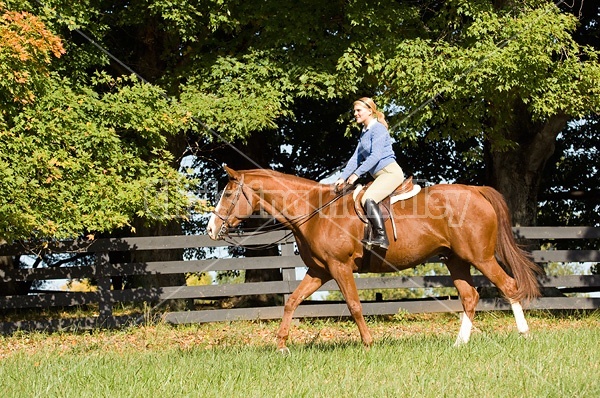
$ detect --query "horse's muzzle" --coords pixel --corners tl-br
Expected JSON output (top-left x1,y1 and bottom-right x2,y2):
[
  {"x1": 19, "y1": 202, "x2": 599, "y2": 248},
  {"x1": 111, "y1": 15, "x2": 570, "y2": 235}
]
[{"x1": 206, "y1": 213, "x2": 226, "y2": 240}]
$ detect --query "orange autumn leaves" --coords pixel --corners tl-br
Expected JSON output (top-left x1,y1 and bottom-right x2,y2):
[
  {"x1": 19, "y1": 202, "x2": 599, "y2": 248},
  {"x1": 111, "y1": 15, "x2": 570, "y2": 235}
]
[{"x1": 0, "y1": 6, "x2": 65, "y2": 103}]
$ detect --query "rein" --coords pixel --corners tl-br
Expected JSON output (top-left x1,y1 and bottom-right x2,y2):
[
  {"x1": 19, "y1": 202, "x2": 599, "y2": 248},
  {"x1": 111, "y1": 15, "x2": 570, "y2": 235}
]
[{"x1": 216, "y1": 181, "x2": 353, "y2": 249}]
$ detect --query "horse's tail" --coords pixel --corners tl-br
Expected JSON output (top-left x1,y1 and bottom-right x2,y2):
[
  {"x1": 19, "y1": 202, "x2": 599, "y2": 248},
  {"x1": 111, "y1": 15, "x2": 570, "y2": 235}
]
[{"x1": 477, "y1": 186, "x2": 543, "y2": 302}]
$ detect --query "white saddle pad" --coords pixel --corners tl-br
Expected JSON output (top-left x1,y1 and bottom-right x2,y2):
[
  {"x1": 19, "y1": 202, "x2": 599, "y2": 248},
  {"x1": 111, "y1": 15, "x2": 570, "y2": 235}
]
[
  {"x1": 353, "y1": 184, "x2": 422, "y2": 203},
  {"x1": 390, "y1": 185, "x2": 421, "y2": 203}
]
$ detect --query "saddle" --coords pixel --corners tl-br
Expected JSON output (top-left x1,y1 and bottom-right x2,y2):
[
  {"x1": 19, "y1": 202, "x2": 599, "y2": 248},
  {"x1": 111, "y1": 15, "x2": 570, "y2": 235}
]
[{"x1": 352, "y1": 176, "x2": 421, "y2": 241}]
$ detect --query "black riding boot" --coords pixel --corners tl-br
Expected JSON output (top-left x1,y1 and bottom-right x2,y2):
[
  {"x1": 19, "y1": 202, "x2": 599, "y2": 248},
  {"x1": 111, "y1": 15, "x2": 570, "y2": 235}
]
[{"x1": 362, "y1": 199, "x2": 389, "y2": 249}]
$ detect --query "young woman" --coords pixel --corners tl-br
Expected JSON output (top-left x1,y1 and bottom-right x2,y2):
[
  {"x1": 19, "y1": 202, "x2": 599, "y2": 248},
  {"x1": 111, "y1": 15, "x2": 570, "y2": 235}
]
[{"x1": 334, "y1": 97, "x2": 405, "y2": 249}]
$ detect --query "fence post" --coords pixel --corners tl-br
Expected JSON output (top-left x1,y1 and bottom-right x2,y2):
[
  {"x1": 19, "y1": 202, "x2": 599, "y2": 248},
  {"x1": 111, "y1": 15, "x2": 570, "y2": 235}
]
[
  {"x1": 95, "y1": 251, "x2": 114, "y2": 327},
  {"x1": 281, "y1": 242, "x2": 296, "y2": 304}
]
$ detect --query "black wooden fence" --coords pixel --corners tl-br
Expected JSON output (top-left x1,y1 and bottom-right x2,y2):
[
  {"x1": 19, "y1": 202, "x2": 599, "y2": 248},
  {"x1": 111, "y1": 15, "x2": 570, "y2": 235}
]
[{"x1": 0, "y1": 227, "x2": 598, "y2": 333}]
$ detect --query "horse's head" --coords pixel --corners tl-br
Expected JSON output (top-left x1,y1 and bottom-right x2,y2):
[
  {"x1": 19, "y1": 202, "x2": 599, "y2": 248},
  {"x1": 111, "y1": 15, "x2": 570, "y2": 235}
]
[{"x1": 207, "y1": 165, "x2": 257, "y2": 240}]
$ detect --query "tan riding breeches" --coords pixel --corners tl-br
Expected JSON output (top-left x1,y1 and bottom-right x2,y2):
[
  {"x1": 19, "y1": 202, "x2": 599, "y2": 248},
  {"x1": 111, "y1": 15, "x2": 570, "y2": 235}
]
[{"x1": 361, "y1": 161, "x2": 405, "y2": 206}]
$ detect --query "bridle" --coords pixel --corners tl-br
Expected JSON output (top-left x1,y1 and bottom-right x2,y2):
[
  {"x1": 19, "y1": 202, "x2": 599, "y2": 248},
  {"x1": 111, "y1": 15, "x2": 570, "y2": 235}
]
[{"x1": 211, "y1": 175, "x2": 254, "y2": 239}]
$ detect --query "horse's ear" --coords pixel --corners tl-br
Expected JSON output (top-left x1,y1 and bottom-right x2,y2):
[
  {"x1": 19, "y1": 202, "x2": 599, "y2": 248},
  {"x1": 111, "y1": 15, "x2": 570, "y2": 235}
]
[{"x1": 223, "y1": 163, "x2": 240, "y2": 181}]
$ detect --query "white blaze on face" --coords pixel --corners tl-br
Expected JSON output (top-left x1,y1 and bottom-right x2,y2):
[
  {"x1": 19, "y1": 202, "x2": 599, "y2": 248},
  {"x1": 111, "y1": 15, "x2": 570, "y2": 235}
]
[
  {"x1": 207, "y1": 212, "x2": 218, "y2": 239},
  {"x1": 206, "y1": 188, "x2": 226, "y2": 239}
]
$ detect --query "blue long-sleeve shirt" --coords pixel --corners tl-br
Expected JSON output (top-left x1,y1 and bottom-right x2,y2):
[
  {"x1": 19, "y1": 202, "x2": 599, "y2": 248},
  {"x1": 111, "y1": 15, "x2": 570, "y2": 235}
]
[{"x1": 340, "y1": 120, "x2": 396, "y2": 180}]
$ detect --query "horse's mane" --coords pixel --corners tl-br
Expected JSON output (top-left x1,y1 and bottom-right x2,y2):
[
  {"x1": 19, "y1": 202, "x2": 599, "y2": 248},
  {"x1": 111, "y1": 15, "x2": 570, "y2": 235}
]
[{"x1": 241, "y1": 169, "x2": 326, "y2": 190}]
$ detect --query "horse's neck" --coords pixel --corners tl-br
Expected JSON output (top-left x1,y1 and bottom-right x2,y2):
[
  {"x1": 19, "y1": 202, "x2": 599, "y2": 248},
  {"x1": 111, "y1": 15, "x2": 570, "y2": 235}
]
[{"x1": 247, "y1": 172, "x2": 333, "y2": 222}]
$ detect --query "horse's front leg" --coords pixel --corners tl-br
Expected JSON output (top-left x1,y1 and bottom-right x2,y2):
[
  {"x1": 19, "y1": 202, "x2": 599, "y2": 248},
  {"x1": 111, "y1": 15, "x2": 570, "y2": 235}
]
[
  {"x1": 330, "y1": 263, "x2": 373, "y2": 348},
  {"x1": 276, "y1": 269, "x2": 331, "y2": 354}
]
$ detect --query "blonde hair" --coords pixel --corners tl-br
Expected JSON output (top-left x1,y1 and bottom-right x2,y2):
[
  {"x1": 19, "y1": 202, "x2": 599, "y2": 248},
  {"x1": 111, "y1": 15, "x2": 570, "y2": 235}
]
[{"x1": 354, "y1": 97, "x2": 388, "y2": 129}]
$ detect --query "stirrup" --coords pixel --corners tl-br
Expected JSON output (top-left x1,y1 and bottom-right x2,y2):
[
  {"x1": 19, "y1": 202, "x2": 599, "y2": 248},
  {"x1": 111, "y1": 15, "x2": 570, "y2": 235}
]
[
  {"x1": 362, "y1": 240, "x2": 389, "y2": 250},
  {"x1": 370, "y1": 235, "x2": 390, "y2": 250},
  {"x1": 362, "y1": 229, "x2": 389, "y2": 250}
]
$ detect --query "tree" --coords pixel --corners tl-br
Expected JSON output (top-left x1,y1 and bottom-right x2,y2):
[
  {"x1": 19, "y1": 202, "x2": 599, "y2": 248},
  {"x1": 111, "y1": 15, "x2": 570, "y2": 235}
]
[
  {"x1": 379, "y1": 1, "x2": 600, "y2": 226},
  {"x1": 87, "y1": 1, "x2": 600, "y2": 226},
  {"x1": 537, "y1": 115, "x2": 600, "y2": 250},
  {"x1": 0, "y1": 5, "x2": 203, "y2": 301},
  {"x1": 10, "y1": 0, "x2": 595, "y2": 225},
  {"x1": 0, "y1": 6, "x2": 199, "y2": 242},
  {"x1": 3, "y1": 1, "x2": 598, "y2": 300}
]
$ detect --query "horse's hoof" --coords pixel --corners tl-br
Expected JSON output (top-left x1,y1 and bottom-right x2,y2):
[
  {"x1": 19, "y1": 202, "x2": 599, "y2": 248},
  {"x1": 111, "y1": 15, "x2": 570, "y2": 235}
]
[
  {"x1": 519, "y1": 331, "x2": 532, "y2": 339},
  {"x1": 277, "y1": 347, "x2": 291, "y2": 356}
]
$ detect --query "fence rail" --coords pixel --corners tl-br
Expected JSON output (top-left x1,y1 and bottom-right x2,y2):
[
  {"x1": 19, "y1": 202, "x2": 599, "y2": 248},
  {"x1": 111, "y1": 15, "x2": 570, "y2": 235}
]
[{"x1": 0, "y1": 227, "x2": 598, "y2": 333}]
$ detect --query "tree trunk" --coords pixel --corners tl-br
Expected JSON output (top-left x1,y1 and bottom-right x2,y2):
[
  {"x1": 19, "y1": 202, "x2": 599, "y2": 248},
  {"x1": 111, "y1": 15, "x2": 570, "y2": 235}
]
[
  {"x1": 106, "y1": 19, "x2": 191, "y2": 311},
  {"x1": 0, "y1": 255, "x2": 19, "y2": 297},
  {"x1": 0, "y1": 243, "x2": 33, "y2": 297},
  {"x1": 484, "y1": 103, "x2": 568, "y2": 297},
  {"x1": 486, "y1": 100, "x2": 569, "y2": 227}
]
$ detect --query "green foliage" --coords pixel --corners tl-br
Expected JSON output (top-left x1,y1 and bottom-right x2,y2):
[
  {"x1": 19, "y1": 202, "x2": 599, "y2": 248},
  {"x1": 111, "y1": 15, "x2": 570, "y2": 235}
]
[
  {"x1": 0, "y1": 74, "x2": 199, "y2": 241},
  {"x1": 185, "y1": 272, "x2": 213, "y2": 286},
  {"x1": 382, "y1": 1, "x2": 600, "y2": 146},
  {"x1": 15, "y1": 0, "x2": 599, "y2": 167},
  {"x1": 0, "y1": 6, "x2": 201, "y2": 241},
  {"x1": 180, "y1": 54, "x2": 295, "y2": 141},
  {"x1": 544, "y1": 261, "x2": 589, "y2": 277},
  {"x1": 2, "y1": 0, "x2": 599, "y2": 240}
]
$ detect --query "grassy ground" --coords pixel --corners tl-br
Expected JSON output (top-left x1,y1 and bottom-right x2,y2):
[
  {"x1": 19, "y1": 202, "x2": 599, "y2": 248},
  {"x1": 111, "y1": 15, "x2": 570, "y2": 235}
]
[{"x1": 0, "y1": 311, "x2": 598, "y2": 397}]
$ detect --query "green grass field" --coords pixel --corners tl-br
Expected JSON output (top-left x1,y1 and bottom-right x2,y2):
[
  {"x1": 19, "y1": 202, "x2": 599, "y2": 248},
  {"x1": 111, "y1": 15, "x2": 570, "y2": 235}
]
[{"x1": 1, "y1": 311, "x2": 598, "y2": 397}]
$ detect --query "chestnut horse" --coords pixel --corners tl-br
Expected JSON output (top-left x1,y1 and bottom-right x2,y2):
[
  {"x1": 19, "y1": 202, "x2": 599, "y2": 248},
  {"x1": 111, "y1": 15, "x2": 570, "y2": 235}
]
[{"x1": 207, "y1": 165, "x2": 542, "y2": 353}]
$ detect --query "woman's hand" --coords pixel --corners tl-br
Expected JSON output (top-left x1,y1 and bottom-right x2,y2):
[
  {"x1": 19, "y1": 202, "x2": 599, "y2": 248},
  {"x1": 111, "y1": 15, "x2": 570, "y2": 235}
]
[
  {"x1": 334, "y1": 178, "x2": 345, "y2": 193},
  {"x1": 334, "y1": 174, "x2": 358, "y2": 193},
  {"x1": 347, "y1": 174, "x2": 358, "y2": 185}
]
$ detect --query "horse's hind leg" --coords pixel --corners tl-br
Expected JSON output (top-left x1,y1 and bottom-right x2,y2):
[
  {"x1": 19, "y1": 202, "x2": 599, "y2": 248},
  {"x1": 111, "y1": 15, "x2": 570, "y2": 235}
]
[
  {"x1": 446, "y1": 257, "x2": 479, "y2": 345},
  {"x1": 474, "y1": 258, "x2": 530, "y2": 336},
  {"x1": 510, "y1": 301, "x2": 530, "y2": 337},
  {"x1": 276, "y1": 269, "x2": 331, "y2": 354}
]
